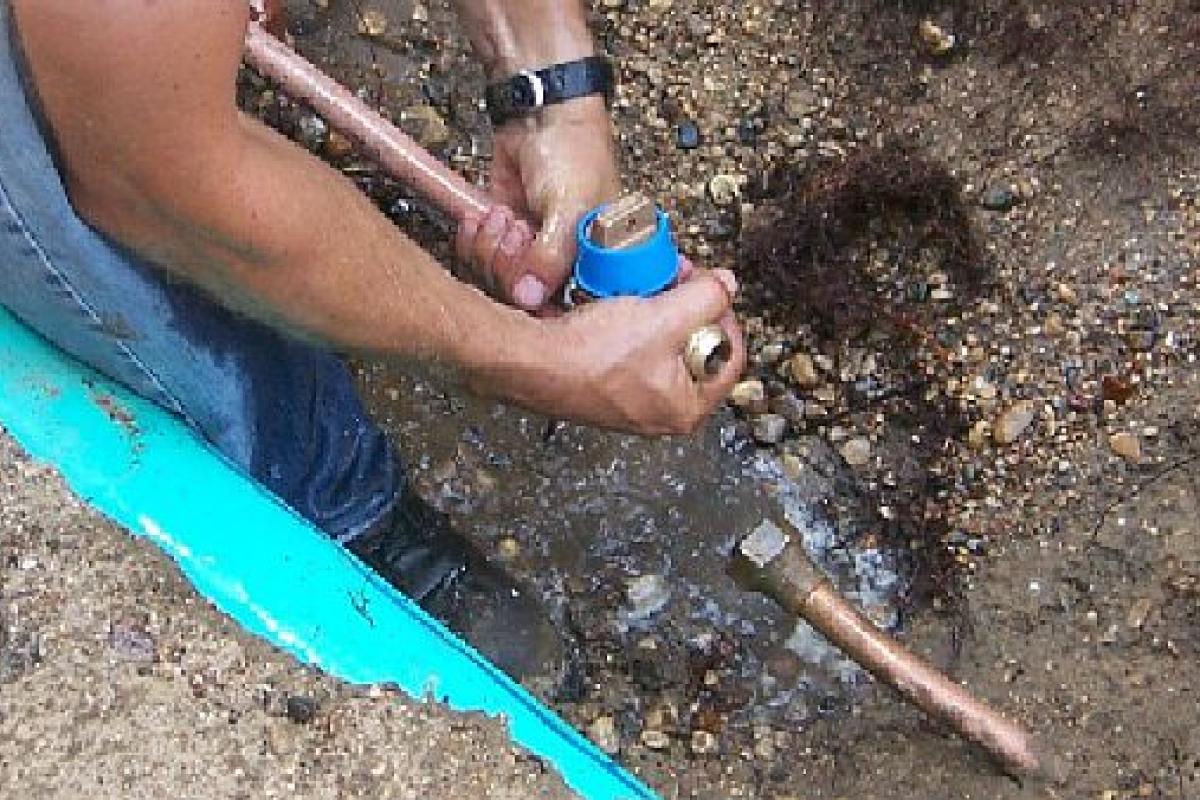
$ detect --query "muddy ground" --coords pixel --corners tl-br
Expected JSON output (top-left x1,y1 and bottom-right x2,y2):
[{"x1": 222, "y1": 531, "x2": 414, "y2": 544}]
[{"x1": 2, "y1": 0, "x2": 1197, "y2": 798}]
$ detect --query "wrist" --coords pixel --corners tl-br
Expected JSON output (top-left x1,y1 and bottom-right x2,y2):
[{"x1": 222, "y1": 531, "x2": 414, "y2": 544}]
[
  {"x1": 454, "y1": 305, "x2": 562, "y2": 403},
  {"x1": 494, "y1": 94, "x2": 610, "y2": 134},
  {"x1": 478, "y1": 25, "x2": 595, "y2": 82}
]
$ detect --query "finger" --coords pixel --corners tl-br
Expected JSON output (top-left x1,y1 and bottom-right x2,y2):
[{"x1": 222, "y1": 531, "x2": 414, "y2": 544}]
[
  {"x1": 518, "y1": 209, "x2": 580, "y2": 306},
  {"x1": 711, "y1": 268, "x2": 739, "y2": 299},
  {"x1": 651, "y1": 271, "x2": 734, "y2": 342},
  {"x1": 455, "y1": 212, "x2": 482, "y2": 271},
  {"x1": 677, "y1": 255, "x2": 697, "y2": 282},
  {"x1": 474, "y1": 207, "x2": 513, "y2": 294},
  {"x1": 493, "y1": 220, "x2": 545, "y2": 310}
]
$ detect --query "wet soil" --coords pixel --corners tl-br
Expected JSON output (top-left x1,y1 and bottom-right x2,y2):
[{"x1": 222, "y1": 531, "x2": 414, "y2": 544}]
[{"x1": 251, "y1": 0, "x2": 1200, "y2": 796}]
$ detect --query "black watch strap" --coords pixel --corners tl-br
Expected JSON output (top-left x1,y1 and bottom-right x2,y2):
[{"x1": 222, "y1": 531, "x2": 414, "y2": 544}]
[{"x1": 485, "y1": 56, "x2": 614, "y2": 127}]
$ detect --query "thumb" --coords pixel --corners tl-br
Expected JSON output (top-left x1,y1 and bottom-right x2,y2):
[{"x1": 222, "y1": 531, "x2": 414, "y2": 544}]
[
  {"x1": 651, "y1": 270, "x2": 735, "y2": 341},
  {"x1": 524, "y1": 206, "x2": 582, "y2": 292}
]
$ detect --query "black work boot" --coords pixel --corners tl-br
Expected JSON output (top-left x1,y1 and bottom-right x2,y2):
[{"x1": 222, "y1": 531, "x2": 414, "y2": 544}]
[{"x1": 347, "y1": 490, "x2": 573, "y2": 697}]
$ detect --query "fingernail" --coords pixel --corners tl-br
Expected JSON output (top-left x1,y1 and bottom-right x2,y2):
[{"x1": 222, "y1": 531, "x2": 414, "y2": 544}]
[
  {"x1": 483, "y1": 208, "x2": 508, "y2": 236},
  {"x1": 501, "y1": 227, "x2": 525, "y2": 257},
  {"x1": 713, "y1": 269, "x2": 739, "y2": 297},
  {"x1": 513, "y1": 275, "x2": 547, "y2": 309}
]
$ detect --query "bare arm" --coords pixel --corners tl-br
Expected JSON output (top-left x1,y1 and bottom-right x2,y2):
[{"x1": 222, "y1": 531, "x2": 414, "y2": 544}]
[
  {"x1": 11, "y1": 0, "x2": 743, "y2": 434},
  {"x1": 12, "y1": 0, "x2": 539, "y2": 372}
]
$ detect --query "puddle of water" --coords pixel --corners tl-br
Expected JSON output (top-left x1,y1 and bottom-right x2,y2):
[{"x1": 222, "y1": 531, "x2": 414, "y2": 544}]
[{"x1": 357, "y1": 363, "x2": 905, "y2": 722}]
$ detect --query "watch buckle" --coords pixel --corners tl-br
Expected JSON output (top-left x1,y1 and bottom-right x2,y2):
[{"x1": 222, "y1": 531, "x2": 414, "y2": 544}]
[{"x1": 516, "y1": 70, "x2": 547, "y2": 109}]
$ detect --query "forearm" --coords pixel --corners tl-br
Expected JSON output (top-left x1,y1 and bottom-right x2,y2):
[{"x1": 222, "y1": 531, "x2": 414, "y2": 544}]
[
  {"x1": 451, "y1": 0, "x2": 594, "y2": 79},
  {"x1": 76, "y1": 116, "x2": 549, "y2": 384}
]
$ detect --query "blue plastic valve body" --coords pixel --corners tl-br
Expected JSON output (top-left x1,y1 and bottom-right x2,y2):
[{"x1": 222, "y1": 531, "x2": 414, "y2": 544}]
[{"x1": 573, "y1": 204, "x2": 680, "y2": 299}]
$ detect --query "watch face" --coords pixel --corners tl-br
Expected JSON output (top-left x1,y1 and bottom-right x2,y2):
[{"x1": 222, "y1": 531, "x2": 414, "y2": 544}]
[{"x1": 511, "y1": 80, "x2": 534, "y2": 108}]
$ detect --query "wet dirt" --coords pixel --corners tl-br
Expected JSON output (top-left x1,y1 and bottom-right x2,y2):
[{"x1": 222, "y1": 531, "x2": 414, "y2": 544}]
[{"x1": 251, "y1": 0, "x2": 1200, "y2": 796}]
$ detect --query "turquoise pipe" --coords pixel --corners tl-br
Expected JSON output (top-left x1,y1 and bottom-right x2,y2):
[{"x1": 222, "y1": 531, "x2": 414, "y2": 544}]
[{"x1": 0, "y1": 307, "x2": 655, "y2": 800}]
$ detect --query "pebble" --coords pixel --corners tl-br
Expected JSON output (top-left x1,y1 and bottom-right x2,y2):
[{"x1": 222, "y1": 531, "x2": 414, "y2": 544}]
[
  {"x1": 752, "y1": 414, "x2": 788, "y2": 445},
  {"x1": 980, "y1": 184, "x2": 1017, "y2": 212},
  {"x1": 295, "y1": 114, "x2": 329, "y2": 152},
  {"x1": 769, "y1": 391, "x2": 806, "y2": 427},
  {"x1": 676, "y1": 121, "x2": 700, "y2": 150},
  {"x1": 285, "y1": 695, "x2": 318, "y2": 725},
  {"x1": 324, "y1": 129, "x2": 354, "y2": 159},
  {"x1": 624, "y1": 574, "x2": 672, "y2": 621},
  {"x1": 730, "y1": 379, "x2": 767, "y2": 414},
  {"x1": 690, "y1": 729, "x2": 719, "y2": 756},
  {"x1": 839, "y1": 437, "x2": 872, "y2": 467},
  {"x1": 708, "y1": 174, "x2": 741, "y2": 206},
  {"x1": 402, "y1": 105, "x2": 449, "y2": 148},
  {"x1": 787, "y1": 353, "x2": 820, "y2": 388},
  {"x1": 356, "y1": 8, "x2": 388, "y2": 36},
  {"x1": 993, "y1": 401, "x2": 1037, "y2": 445},
  {"x1": 918, "y1": 19, "x2": 956, "y2": 55},
  {"x1": 588, "y1": 716, "x2": 620, "y2": 755},
  {"x1": 641, "y1": 729, "x2": 671, "y2": 750},
  {"x1": 1109, "y1": 431, "x2": 1142, "y2": 463}
]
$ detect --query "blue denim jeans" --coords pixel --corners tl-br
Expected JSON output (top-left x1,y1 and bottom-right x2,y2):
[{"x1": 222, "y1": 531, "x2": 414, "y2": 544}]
[{"x1": 0, "y1": 4, "x2": 400, "y2": 541}]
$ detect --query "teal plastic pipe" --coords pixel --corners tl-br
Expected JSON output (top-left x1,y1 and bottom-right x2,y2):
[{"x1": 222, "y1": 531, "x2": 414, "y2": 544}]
[{"x1": 0, "y1": 307, "x2": 655, "y2": 800}]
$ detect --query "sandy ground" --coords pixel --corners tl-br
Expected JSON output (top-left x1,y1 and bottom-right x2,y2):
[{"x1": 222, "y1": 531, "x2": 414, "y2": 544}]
[{"x1": 0, "y1": 430, "x2": 574, "y2": 800}]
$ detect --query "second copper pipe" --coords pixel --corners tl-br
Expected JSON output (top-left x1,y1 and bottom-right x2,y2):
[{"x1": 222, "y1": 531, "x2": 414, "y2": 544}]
[
  {"x1": 731, "y1": 518, "x2": 1059, "y2": 782},
  {"x1": 243, "y1": 22, "x2": 503, "y2": 226}
]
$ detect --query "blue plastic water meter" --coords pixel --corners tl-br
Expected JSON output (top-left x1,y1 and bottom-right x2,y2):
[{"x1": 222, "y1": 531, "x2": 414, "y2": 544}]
[{"x1": 571, "y1": 204, "x2": 681, "y2": 300}]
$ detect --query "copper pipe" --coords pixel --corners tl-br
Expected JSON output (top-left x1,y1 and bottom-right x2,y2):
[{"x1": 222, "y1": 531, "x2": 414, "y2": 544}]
[
  {"x1": 243, "y1": 23, "x2": 496, "y2": 223},
  {"x1": 731, "y1": 519, "x2": 1061, "y2": 782}
]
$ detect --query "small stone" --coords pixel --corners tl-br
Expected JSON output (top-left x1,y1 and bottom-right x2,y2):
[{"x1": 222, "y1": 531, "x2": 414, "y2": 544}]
[
  {"x1": 752, "y1": 414, "x2": 788, "y2": 445},
  {"x1": 402, "y1": 105, "x2": 449, "y2": 149},
  {"x1": 980, "y1": 184, "x2": 1017, "y2": 212},
  {"x1": 496, "y1": 536, "x2": 520, "y2": 561},
  {"x1": 624, "y1": 574, "x2": 671, "y2": 621},
  {"x1": 780, "y1": 453, "x2": 805, "y2": 480},
  {"x1": 967, "y1": 420, "x2": 990, "y2": 450},
  {"x1": 918, "y1": 19, "x2": 956, "y2": 55},
  {"x1": 788, "y1": 353, "x2": 820, "y2": 388},
  {"x1": 1126, "y1": 598, "x2": 1153, "y2": 630},
  {"x1": 588, "y1": 716, "x2": 620, "y2": 755},
  {"x1": 324, "y1": 129, "x2": 354, "y2": 159},
  {"x1": 108, "y1": 620, "x2": 157, "y2": 664},
  {"x1": 285, "y1": 695, "x2": 318, "y2": 725},
  {"x1": 769, "y1": 391, "x2": 806, "y2": 427},
  {"x1": 759, "y1": 343, "x2": 786, "y2": 365},
  {"x1": 641, "y1": 729, "x2": 671, "y2": 750},
  {"x1": 356, "y1": 8, "x2": 388, "y2": 36},
  {"x1": 730, "y1": 379, "x2": 767, "y2": 414},
  {"x1": 1055, "y1": 282, "x2": 1079, "y2": 305},
  {"x1": 839, "y1": 437, "x2": 871, "y2": 467},
  {"x1": 708, "y1": 174, "x2": 741, "y2": 206},
  {"x1": 690, "y1": 729, "x2": 719, "y2": 756},
  {"x1": 1109, "y1": 431, "x2": 1142, "y2": 463},
  {"x1": 993, "y1": 401, "x2": 1037, "y2": 445},
  {"x1": 676, "y1": 121, "x2": 701, "y2": 150},
  {"x1": 295, "y1": 114, "x2": 328, "y2": 153}
]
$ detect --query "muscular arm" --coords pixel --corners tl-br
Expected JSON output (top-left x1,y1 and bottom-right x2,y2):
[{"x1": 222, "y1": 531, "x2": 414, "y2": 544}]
[{"x1": 11, "y1": 0, "x2": 545, "y2": 382}]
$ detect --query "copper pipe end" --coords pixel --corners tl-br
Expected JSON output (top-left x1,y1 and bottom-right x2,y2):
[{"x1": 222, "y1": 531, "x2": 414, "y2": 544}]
[{"x1": 732, "y1": 519, "x2": 1066, "y2": 784}]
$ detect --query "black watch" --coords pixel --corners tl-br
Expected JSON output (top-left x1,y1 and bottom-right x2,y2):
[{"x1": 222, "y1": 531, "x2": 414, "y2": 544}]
[{"x1": 485, "y1": 56, "x2": 615, "y2": 127}]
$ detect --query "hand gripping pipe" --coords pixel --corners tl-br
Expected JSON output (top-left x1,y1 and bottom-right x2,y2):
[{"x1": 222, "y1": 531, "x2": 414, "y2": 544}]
[
  {"x1": 242, "y1": 24, "x2": 730, "y2": 382},
  {"x1": 731, "y1": 519, "x2": 1063, "y2": 783},
  {"x1": 243, "y1": 23, "x2": 498, "y2": 224}
]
